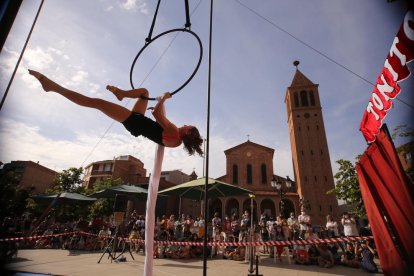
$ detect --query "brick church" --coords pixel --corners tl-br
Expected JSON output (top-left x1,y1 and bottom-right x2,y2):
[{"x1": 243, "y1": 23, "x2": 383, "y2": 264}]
[{"x1": 210, "y1": 65, "x2": 339, "y2": 225}]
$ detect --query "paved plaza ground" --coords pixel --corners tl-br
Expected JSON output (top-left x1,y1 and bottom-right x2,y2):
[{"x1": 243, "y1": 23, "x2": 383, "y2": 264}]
[{"x1": 5, "y1": 249, "x2": 383, "y2": 276}]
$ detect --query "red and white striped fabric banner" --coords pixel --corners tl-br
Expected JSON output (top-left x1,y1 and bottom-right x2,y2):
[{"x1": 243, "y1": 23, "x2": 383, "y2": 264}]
[{"x1": 360, "y1": 10, "x2": 414, "y2": 143}]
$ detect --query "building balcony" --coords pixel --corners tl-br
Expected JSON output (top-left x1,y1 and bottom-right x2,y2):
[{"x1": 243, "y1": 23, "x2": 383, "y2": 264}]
[{"x1": 90, "y1": 170, "x2": 113, "y2": 176}]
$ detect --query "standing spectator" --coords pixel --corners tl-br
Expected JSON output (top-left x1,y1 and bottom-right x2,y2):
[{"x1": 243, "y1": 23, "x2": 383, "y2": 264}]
[
  {"x1": 326, "y1": 215, "x2": 339, "y2": 238},
  {"x1": 174, "y1": 218, "x2": 184, "y2": 239},
  {"x1": 281, "y1": 218, "x2": 290, "y2": 242},
  {"x1": 167, "y1": 215, "x2": 175, "y2": 238},
  {"x1": 287, "y1": 212, "x2": 299, "y2": 240},
  {"x1": 211, "y1": 212, "x2": 222, "y2": 257},
  {"x1": 241, "y1": 210, "x2": 251, "y2": 232},
  {"x1": 272, "y1": 225, "x2": 285, "y2": 262},
  {"x1": 259, "y1": 213, "x2": 269, "y2": 254},
  {"x1": 298, "y1": 208, "x2": 311, "y2": 240},
  {"x1": 341, "y1": 212, "x2": 358, "y2": 237},
  {"x1": 275, "y1": 214, "x2": 283, "y2": 226},
  {"x1": 197, "y1": 215, "x2": 205, "y2": 239},
  {"x1": 222, "y1": 215, "x2": 232, "y2": 241},
  {"x1": 230, "y1": 214, "x2": 240, "y2": 242}
]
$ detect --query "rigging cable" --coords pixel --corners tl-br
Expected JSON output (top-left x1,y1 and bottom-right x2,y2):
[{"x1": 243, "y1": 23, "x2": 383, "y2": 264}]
[{"x1": 234, "y1": 0, "x2": 414, "y2": 110}]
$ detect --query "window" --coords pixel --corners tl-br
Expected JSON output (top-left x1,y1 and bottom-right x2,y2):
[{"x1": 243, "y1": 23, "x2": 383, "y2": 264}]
[
  {"x1": 305, "y1": 176, "x2": 308, "y2": 182},
  {"x1": 330, "y1": 205, "x2": 333, "y2": 212},
  {"x1": 300, "y1": 90, "x2": 309, "y2": 106},
  {"x1": 314, "y1": 176, "x2": 317, "y2": 181},
  {"x1": 311, "y1": 150, "x2": 313, "y2": 155},
  {"x1": 247, "y1": 164, "x2": 253, "y2": 184},
  {"x1": 261, "y1": 164, "x2": 267, "y2": 184},
  {"x1": 319, "y1": 205, "x2": 322, "y2": 212},
  {"x1": 232, "y1": 164, "x2": 238, "y2": 184},
  {"x1": 310, "y1": 90, "x2": 316, "y2": 106},
  {"x1": 294, "y1": 92, "x2": 299, "y2": 107},
  {"x1": 104, "y1": 163, "x2": 112, "y2": 172}
]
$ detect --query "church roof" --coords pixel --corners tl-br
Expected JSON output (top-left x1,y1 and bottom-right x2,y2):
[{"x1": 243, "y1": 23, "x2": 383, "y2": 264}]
[
  {"x1": 224, "y1": 140, "x2": 274, "y2": 155},
  {"x1": 290, "y1": 69, "x2": 314, "y2": 87}
]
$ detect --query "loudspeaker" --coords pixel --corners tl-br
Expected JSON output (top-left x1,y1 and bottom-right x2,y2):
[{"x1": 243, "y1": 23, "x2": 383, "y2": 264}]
[{"x1": 113, "y1": 194, "x2": 128, "y2": 212}]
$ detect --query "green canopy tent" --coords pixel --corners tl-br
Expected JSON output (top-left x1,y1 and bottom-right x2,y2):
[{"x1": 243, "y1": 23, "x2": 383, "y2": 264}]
[
  {"x1": 158, "y1": 177, "x2": 254, "y2": 200},
  {"x1": 32, "y1": 192, "x2": 97, "y2": 205},
  {"x1": 89, "y1": 184, "x2": 148, "y2": 200}
]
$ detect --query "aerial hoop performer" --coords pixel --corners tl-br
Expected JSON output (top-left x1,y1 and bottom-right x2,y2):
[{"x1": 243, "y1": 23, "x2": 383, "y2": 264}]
[{"x1": 28, "y1": 70, "x2": 203, "y2": 156}]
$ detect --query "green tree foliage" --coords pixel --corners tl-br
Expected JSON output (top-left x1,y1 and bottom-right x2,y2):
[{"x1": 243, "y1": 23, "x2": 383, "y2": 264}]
[
  {"x1": 48, "y1": 167, "x2": 85, "y2": 194},
  {"x1": 328, "y1": 158, "x2": 366, "y2": 217},
  {"x1": 392, "y1": 124, "x2": 414, "y2": 181},
  {"x1": 0, "y1": 171, "x2": 30, "y2": 220},
  {"x1": 87, "y1": 178, "x2": 124, "y2": 219}
]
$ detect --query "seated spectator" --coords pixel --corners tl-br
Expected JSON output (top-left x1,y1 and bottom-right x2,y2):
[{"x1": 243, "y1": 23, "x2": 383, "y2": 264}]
[
  {"x1": 222, "y1": 236, "x2": 237, "y2": 259},
  {"x1": 295, "y1": 245, "x2": 310, "y2": 265},
  {"x1": 327, "y1": 243, "x2": 342, "y2": 265},
  {"x1": 307, "y1": 244, "x2": 319, "y2": 265},
  {"x1": 341, "y1": 242, "x2": 360, "y2": 268},
  {"x1": 232, "y1": 246, "x2": 246, "y2": 261},
  {"x1": 316, "y1": 243, "x2": 334, "y2": 268},
  {"x1": 357, "y1": 240, "x2": 378, "y2": 273}
]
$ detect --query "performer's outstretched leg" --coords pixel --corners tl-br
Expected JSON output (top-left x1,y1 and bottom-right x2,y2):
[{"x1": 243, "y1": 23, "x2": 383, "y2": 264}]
[{"x1": 29, "y1": 70, "x2": 130, "y2": 122}]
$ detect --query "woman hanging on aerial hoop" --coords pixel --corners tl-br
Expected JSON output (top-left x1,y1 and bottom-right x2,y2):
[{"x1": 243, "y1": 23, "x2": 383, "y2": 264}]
[{"x1": 28, "y1": 70, "x2": 203, "y2": 156}]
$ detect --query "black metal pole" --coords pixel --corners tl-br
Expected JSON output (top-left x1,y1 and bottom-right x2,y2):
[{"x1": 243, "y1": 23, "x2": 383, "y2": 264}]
[
  {"x1": 0, "y1": 0, "x2": 44, "y2": 112},
  {"x1": 203, "y1": 0, "x2": 213, "y2": 275}
]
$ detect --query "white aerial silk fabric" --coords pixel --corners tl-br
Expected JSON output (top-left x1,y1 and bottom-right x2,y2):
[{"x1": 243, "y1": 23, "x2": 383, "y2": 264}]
[{"x1": 144, "y1": 102, "x2": 165, "y2": 276}]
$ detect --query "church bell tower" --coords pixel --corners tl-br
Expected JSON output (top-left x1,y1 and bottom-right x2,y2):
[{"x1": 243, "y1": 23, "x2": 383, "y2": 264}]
[{"x1": 284, "y1": 61, "x2": 339, "y2": 225}]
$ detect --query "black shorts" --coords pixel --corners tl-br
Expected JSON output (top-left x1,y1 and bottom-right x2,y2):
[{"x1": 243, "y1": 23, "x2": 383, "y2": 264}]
[{"x1": 122, "y1": 112, "x2": 164, "y2": 145}]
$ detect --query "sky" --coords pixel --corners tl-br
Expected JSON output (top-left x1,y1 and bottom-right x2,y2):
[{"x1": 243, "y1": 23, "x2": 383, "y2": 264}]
[{"x1": 0, "y1": 0, "x2": 413, "y2": 181}]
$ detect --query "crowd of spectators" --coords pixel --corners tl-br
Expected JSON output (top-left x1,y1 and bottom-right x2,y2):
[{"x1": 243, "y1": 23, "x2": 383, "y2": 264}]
[{"x1": 1, "y1": 208, "x2": 378, "y2": 273}]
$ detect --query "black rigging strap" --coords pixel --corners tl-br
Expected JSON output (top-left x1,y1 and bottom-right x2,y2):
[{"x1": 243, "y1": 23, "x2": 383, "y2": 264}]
[{"x1": 146, "y1": 0, "x2": 192, "y2": 44}]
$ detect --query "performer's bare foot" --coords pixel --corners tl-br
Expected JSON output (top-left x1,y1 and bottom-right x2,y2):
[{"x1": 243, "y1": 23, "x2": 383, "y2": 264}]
[
  {"x1": 106, "y1": 85, "x2": 123, "y2": 101},
  {"x1": 28, "y1": 69, "x2": 61, "y2": 92}
]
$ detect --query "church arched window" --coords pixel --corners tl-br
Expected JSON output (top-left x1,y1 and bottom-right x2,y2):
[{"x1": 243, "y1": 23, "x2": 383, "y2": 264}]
[
  {"x1": 232, "y1": 164, "x2": 238, "y2": 184},
  {"x1": 261, "y1": 164, "x2": 267, "y2": 184},
  {"x1": 300, "y1": 90, "x2": 309, "y2": 106},
  {"x1": 247, "y1": 164, "x2": 253, "y2": 184},
  {"x1": 294, "y1": 92, "x2": 299, "y2": 107},
  {"x1": 310, "y1": 90, "x2": 316, "y2": 106}
]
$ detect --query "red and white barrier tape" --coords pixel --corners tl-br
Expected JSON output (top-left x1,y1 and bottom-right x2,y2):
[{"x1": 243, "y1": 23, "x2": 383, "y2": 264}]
[{"x1": 1, "y1": 231, "x2": 373, "y2": 247}]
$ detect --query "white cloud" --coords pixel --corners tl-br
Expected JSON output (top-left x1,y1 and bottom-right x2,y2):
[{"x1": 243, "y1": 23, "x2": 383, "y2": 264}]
[
  {"x1": 119, "y1": 0, "x2": 148, "y2": 14},
  {"x1": 23, "y1": 47, "x2": 54, "y2": 70}
]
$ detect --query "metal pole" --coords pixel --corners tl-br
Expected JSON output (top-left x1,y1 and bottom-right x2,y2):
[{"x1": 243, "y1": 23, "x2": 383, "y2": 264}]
[{"x1": 203, "y1": 1, "x2": 213, "y2": 275}]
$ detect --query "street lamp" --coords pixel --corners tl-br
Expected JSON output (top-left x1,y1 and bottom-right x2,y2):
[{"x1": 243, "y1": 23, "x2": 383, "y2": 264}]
[{"x1": 271, "y1": 176, "x2": 292, "y2": 217}]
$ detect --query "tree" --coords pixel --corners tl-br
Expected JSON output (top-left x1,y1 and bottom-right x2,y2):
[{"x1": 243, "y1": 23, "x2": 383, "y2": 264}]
[
  {"x1": 87, "y1": 178, "x2": 124, "y2": 219},
  {"x1": 0, "y1": 170, "x2": 30, "y2": 220},
  {"x1": 392, "y1": 124, "x2": 414, "y2": 181},
  {"x1": 47, "y1": 167, "x2": 85, "y2": 194},
  {"x1": 328, "y1": 157, "x2": 366, "y2": 217}
]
